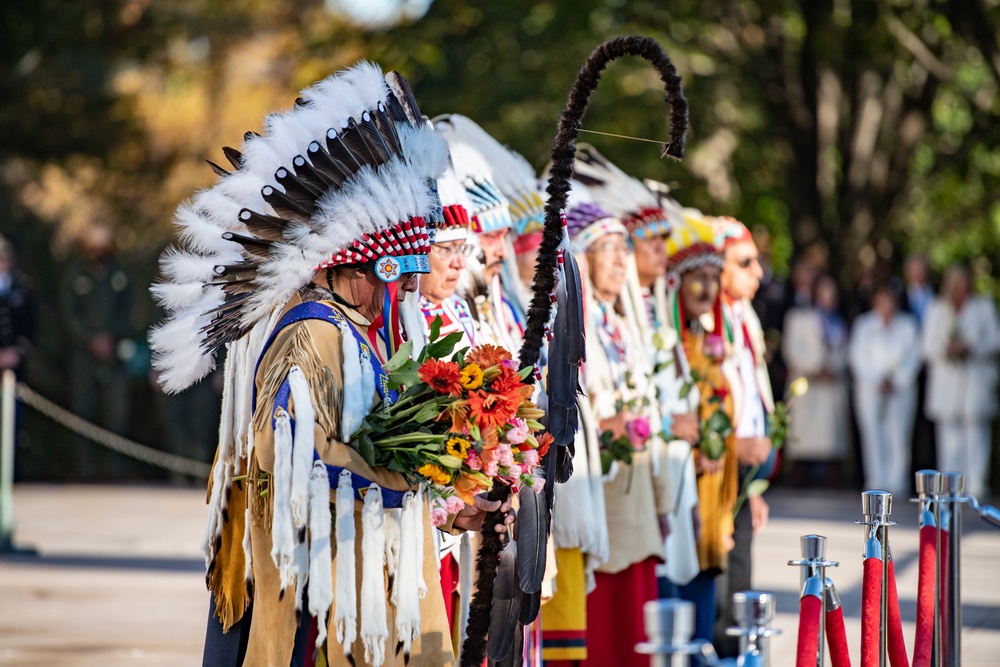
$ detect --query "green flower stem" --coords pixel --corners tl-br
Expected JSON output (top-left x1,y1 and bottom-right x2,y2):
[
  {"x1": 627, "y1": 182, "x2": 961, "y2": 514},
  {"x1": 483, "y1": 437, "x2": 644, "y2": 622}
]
[
  {"x1": 381, "y1": 392, "x2": 425, "y2": 416},
  {"x1": 732, "y1": 463, "x2": 761, "y2": 519},
  {"x1": 384, "y1": 395, "x2": 448, "y2": 422},
  {"x1": 374, "y1": 433, "x2": 447, "y2": 447}
]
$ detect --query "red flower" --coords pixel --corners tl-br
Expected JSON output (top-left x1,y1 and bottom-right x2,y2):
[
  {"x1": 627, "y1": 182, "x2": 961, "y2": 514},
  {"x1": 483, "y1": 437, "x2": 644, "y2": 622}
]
[
  {"x1": 418, "y1": 358, "x2": 463, "y2": 396},
  {"x1": 537, "y1": 432, "x2": 554, "y2": 459},
  {"x1": 468, "y1": 389, "x2": 521, "y2": 431},
  {"x1": 490, "y1": 365, "x2": 527, "y2": 397},
  {"x1": 465, "y1": 344, "x2": 512, "y2": 369},
  {"x1": 713, "y1": 386, "x2": 730, "y2": 401}
]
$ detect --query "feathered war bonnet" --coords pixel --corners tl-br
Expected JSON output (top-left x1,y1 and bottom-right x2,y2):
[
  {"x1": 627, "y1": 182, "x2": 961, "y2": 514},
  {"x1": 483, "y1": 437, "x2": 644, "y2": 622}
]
[
  {"x1": 432, "y1": 115, "x2": 513, "y2": 236},
  {"x1": 562, "y1": 181, "x2": 626, "y2": 255},
  {"x1": 709, "y1": 215, "x2": 755, "y2": 251},
  {"x1": 149, "y1": 62, "x2": 449, "y2": 393},
  {"x1": 427, "y1": 157, "x2": 473, "y2": 245},
  {"x1": 441, "y1": 114, "x2": 546, "y2": 255},
  {"x1": 663, "y1": 206, "x2": 726, "y2": 341},
  {"x1": 571, "y1": 144, "x2": 675, "y2": 240}
]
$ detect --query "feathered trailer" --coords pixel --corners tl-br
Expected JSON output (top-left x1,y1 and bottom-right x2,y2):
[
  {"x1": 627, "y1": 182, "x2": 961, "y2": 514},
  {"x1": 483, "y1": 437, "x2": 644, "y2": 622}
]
[{"x1": 460, "y1": 34, "x2": 689, "y2": 667}]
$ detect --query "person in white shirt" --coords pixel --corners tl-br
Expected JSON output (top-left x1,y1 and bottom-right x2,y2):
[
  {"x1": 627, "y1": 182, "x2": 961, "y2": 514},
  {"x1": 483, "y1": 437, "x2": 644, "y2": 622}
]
[
  {"x1": 922, "y1": 266, "x2": 1000, "y2": 499},
  {"x1": 848, "y1": 285, "x2": 921, "y2": 493}
]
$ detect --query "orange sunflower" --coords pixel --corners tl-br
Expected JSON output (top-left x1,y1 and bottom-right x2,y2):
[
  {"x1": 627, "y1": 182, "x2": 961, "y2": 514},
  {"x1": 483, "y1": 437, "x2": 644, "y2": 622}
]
[
  {"x1": 418, "y1": 358, "x2": 463, "y2": 396},
  {"x1": 465, "y1": 344, "x2": 512, "y2": 369},
  {"x1": 467, "y1": 388, "x2": 521, "y2": 431}
]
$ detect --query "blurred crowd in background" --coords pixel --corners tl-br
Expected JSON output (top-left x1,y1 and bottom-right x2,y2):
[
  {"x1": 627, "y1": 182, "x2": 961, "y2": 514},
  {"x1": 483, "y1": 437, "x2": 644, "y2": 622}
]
[{"x1": 3, "y1": 0, "x2": 1000, "y2": 492}]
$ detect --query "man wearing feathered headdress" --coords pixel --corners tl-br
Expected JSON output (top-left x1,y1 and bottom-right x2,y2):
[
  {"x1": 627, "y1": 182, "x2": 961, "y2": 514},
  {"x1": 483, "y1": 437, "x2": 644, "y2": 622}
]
[
  {"x1": 434, "y1": 116, "x2": 526, "y2": 357},
  {"x1": 660, "y1": 208, "x2": 738, "y2": 646},
  {"x1": 419, "y1": 162, "x2": 478, "y2": 354},
  {"x1": 555, "y1": 183, "x2": 672, "y2": 667},
  {"x1": 573, "y1": 149, "x2": 704, "y2": 615},
  {"x1": 709, "y1": 215, "x2": 776, "y2": 657},
  {"x1": 150, "y1": 63, "x2": 510, "y2": 667}
]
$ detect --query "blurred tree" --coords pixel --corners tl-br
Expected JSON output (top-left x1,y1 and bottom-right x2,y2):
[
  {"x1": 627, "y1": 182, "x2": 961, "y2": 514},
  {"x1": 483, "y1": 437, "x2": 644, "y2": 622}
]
[{"x1": 3, "y1": 0, "x2": 1000, "y2": 478}]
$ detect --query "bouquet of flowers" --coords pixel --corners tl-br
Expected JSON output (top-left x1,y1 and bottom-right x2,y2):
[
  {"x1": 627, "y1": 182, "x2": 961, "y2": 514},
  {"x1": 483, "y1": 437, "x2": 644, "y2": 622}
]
[{"x1": 350, "y1": 318, "x2": 551, "y2": 526}]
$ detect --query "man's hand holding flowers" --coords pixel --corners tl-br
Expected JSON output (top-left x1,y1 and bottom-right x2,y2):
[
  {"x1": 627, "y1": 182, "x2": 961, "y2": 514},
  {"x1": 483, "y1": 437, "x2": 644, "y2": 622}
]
[{"x1": 350, "y1": 321, "x2": 550, "y2": 533}]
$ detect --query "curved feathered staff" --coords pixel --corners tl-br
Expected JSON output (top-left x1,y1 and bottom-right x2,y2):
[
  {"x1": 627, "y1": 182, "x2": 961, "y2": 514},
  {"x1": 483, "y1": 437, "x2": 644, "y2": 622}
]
[{"x1": 461, "y1": 34, "x2": 688, "y2": 666}]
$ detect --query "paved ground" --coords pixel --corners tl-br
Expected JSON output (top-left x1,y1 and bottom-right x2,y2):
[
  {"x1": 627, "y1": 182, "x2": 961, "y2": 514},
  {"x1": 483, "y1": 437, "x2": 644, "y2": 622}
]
[{"x1": 1, "y1": 484, "x2": 998, "y2": 666}]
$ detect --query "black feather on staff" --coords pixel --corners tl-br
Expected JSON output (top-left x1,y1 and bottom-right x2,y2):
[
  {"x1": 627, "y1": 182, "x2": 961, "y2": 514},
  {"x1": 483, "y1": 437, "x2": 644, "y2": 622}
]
[{"x1": 460, "y1": 34, "x2": 688, "y2": 666}]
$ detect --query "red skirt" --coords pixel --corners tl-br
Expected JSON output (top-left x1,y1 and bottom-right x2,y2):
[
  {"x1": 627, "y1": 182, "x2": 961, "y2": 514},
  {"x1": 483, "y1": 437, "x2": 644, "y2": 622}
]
[
  {"x1": 440, "y1": 553, "x2": 460, "y2": 634},
  {"x1": 581, "y1": 558, "x2": 658, "y2": 667}
]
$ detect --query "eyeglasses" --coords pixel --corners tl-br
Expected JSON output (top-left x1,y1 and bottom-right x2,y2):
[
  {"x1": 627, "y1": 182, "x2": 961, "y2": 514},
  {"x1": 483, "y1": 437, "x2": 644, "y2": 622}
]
[
  {"x1": 430, "y1": 243, "x2": 475, "y2": 259},
  {"x1": 588, "y1": 240, "x2": 630, "y2": 257},
  {"x1": 734, "y1": 256, "x2": 760, "y2": 269}
]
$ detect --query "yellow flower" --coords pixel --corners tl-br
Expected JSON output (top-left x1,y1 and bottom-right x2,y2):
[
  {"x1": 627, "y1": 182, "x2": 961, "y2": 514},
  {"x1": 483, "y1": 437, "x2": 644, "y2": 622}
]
[
  {"x1": 417, "y1": 463, "x2": 453, "y2": 486},
  {"x1": 460, "y1": 363, "x2": 484, "y2": 390},
  {"x1": 788, "y1": 376, "x2": 809, "y2": 399},
  {"x1": 445, "y1": 436, "x2": 472, "y2": 460}
]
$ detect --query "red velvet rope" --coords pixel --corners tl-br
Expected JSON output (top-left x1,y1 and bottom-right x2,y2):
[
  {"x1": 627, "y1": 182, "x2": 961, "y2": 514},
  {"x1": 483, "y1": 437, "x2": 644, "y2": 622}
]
[
  {"x1": 887, "y1": 560, "x2": 910, "y2": 667},
  {"x1": 796, "y1": 594, "x2": 823, "y2": 667},
  {"x1": 826, "y1": 606, "x2": 852, "y2": 667},
  {"x1": 912, "y1": 525, "x2": 937, "y2": 667},
  {"x1": 939, "y1": 529, "x2": 950, "y2": 660},
  {"x1": 862, "y1": 557, "x2": 883, "y2": 667}
]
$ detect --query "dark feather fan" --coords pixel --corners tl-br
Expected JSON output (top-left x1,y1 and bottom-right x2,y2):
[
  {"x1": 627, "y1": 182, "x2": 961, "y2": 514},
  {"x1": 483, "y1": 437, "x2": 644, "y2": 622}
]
[
  {"x1": 486, "y1": 542, "x2": 521, "y2": 663},
  {"x1": 546, "y1": 251, "x2": 585, "y2": 449},
  {"x1": 461, "y1": 34, "x2": 688, "y2": 667},
  {"x1": 515, "y1": 485, "x2": 548, "y2": 597}
]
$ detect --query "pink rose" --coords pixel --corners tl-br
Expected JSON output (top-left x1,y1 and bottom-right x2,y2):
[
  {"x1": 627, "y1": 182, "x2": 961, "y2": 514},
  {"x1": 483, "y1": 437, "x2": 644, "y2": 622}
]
[
  {"x1": 507, "y1": 464, "x2": 523, "y2": 478},
  {"x1": 705, "y1": 334, "x2": 725, "y2": 360},
  {"x1": 506, "y1": 418, "x2": 529, "y2": 445},
  {"x1": 520, "y1": 449, "x2": 539, "y2": 470},
  {"x1": 502, "y1": 359, "x2": 518, "y2": 370},
  {"x1": 430, "y1": 507, "x2": 449, "y2": 527},
  {"x1": 484, "y1": 460, "x2": 499, "y2": 477},
  {"x1": 626, "y1": 416, "x2": 652, "y2": 446},
  {"x1": 445, "y1": 496, "x2": 465, "y2": 515},
  {"x1": 465, "y1": 450, "x2": 483, "y2": 471},
  {"x1": 531, "y1": 475, "x2": 546, "y2": 494},
  {"x1": 498, "y1": 443, "x2": 515, "y2": 467}
]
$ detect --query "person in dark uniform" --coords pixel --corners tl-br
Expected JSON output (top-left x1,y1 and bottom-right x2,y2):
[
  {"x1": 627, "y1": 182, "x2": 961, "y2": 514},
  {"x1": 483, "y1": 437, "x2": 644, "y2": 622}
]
[
  {"x1": 0, "y1": 237, "x2": 36, "y2": 477},
  {"x1": 59, "y1": 225, "x2": 133, "y2": 480},
  {"x1": 0, "y1": 237, "x2": 35, "y2": 380}
]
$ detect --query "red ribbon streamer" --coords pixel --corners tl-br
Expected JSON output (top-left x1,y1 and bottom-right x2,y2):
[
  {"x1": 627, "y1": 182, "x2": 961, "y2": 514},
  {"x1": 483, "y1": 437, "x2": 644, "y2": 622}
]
[
  {"x1": 912, "y1": 525, "x2": 937, "y2": 667},
  {"x1": 862, "y1": 557, "x2": 883, "y2": 667},
  {"x1": 796, "y1": 594, "x2": 823, "y2": 667},
  {"x1": 887, "y1": 560, "x2": 910, "y2": 667},
  {"x1": 826, "y1": 606, "x2": 852, "y2": 667}
]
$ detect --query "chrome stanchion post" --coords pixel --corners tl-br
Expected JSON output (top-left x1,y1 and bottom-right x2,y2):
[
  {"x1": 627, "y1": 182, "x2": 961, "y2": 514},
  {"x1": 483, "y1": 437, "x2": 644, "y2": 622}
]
[
  {"x1": 941, "y1": 472, "x2": 964, "y2": 667},
  {"x1": 913, "y1": 470, "x2": 943, "y2": 667},
  {"x1": 788, "y1": 534, "x2": 839, "y2": 667},
  {"x1": 860, "y1": 490, "x2": 895, "y2": 667},
  {"x1": 635, "y1": 599, "x2": 720, "y2": 667},
  {"x1": 0, "y1": 369, "x2": 15, "y2": 552},
  {"x1": 727, "y1": 591, "x2": 780, "y2": 667}
]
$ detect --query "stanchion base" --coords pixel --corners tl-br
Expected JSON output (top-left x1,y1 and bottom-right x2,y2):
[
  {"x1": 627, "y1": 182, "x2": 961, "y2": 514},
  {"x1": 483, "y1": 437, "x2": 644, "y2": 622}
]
[{"x1": 0, "y1": 536, "x2": 38, "y2": 556}]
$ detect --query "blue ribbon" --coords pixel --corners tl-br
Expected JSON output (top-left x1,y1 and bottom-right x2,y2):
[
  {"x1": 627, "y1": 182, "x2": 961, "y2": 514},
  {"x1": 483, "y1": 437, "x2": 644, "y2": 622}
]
[{"x1": 251, "y1": 300, "x2": 405, "y2": 507}]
